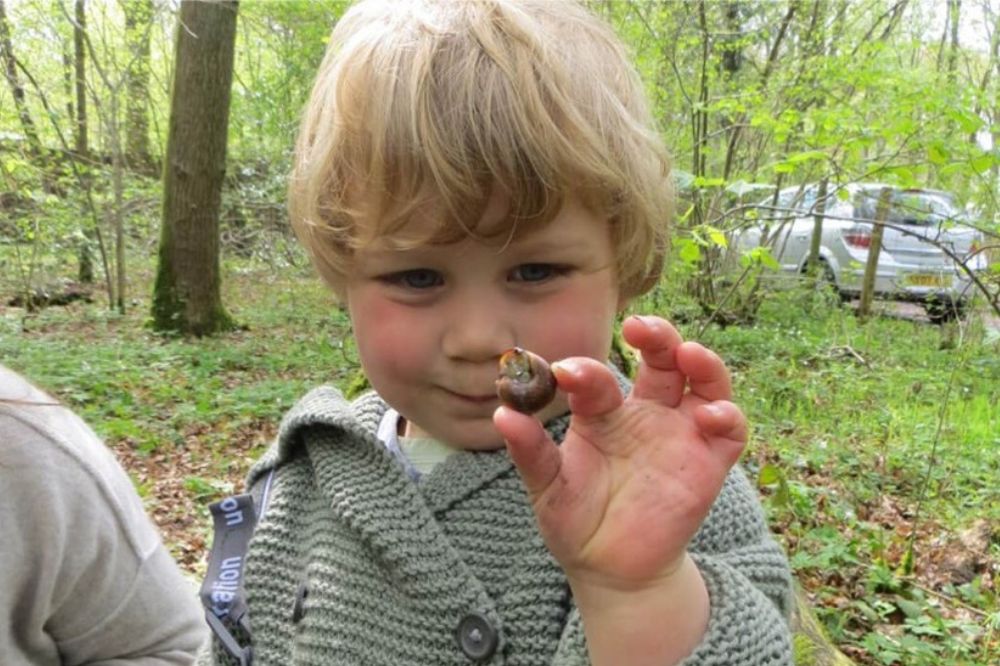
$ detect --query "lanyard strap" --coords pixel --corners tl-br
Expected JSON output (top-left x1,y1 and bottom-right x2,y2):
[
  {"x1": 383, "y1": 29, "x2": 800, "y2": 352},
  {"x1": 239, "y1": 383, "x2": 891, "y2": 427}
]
[{"x1": 200, "y1": 493, "x2": 256, "y2": 666}]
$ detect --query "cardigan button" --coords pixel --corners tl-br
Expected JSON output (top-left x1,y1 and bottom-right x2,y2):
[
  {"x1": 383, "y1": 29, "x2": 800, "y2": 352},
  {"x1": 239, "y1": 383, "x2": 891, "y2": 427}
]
[
  {"x1": 455, "y1": 611, "x2": 498, "y2": 661},
  {"x1": 291, "y1": 581, "x2": 309, "y2": 623}
]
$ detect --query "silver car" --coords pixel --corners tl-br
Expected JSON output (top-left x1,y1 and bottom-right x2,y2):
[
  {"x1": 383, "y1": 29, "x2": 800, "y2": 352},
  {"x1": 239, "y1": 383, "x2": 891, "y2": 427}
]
[{"x1": 738, "y1": 183, "x2": 987, "y2": 322}]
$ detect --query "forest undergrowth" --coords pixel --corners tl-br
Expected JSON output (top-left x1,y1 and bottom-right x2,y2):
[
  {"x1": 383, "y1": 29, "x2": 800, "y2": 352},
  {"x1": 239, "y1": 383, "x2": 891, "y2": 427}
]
[{"x1": 1, "y1": 252, "x2": 997, "y2": 666}]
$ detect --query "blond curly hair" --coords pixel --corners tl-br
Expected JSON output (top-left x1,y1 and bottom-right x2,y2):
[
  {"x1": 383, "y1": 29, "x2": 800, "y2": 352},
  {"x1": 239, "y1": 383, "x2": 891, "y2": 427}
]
[{"x1": 288, "y1": 0, "x2": 673, "y2": 300}]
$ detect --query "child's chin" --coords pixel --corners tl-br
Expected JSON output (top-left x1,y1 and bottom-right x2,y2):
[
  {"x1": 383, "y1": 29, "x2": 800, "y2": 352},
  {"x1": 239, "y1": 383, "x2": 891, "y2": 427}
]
[
  {"x1": 443, "y1": 432, "x2": 507, "y2": 452},
  {"x1": 461, "y1": 440, "x2": 507, "y2": 452},
  {"x1": 408, "y1": 417, "x2": 505, "y2": 452},
  {"x1": 441, "y1": 428, "x2": 507, "y2": 452}
]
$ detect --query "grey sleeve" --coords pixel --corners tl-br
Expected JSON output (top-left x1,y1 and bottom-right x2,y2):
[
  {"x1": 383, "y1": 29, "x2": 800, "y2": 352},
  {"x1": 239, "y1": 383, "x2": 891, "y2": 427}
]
[
  {"x1": 678, "y1": 466, "x2": 793, "y2": 665},
  {"x1": 552, "y1": 607, "x2": 588, "y2": 666},
  {"x1": 0, "y1": 411, "x2": 207, "y2": 666},
  {"x1": 195, "y1": 645, "x2": 216, "y2": 666},
  {"x1": 56, "y1": 547, "x2": 208, "y2": 666}
]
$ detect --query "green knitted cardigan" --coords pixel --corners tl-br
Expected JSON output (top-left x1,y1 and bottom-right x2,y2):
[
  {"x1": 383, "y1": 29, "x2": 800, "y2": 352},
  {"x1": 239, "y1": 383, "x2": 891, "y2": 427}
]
[{"x1": 203, "y1": 385, "x2": 793, "y2": 665}]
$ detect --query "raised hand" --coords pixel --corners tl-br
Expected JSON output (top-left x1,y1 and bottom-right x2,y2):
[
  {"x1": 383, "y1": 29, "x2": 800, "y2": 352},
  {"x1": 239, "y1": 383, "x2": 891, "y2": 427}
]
[{"x1": 493, "y1": 314, "x2": 748, "y2": 664}]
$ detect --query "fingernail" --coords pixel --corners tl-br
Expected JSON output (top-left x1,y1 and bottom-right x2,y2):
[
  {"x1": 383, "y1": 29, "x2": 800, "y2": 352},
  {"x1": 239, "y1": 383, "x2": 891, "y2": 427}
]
[
  {"x1": 551, "y1": 358, "x2": 583, "y2": 379},
  {"x1": 633, "y1": 315, "x2": 659, "y2": 329},
  {"x1": 703, "y1": 404, "x2": 723, "y2": 418}
]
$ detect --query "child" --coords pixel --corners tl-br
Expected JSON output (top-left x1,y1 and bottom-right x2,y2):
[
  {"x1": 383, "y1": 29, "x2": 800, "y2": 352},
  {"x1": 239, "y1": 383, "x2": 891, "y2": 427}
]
[{"x1": 202, "y1": 1, "x2": 792, "y2": 663}]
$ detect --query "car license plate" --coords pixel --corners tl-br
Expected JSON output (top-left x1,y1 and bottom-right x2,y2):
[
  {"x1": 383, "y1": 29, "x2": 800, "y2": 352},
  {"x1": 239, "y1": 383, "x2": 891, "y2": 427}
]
[{"x1": 905, "y1": 273, "x2": 948, "y2": 287}]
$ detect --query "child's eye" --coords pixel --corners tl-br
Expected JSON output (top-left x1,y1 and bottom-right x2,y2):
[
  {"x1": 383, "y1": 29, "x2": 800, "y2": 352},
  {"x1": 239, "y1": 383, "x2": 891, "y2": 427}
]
[
  {"x1": 382, "y1": 269, "x2": 443, "y2": 290},
  {"x1": 509, "y1": 263, "x2": 567, "y2": 283}
]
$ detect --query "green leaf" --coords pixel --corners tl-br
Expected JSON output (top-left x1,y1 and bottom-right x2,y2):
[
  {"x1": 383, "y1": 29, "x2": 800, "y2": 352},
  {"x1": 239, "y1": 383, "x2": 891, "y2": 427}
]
[
  {"x1": 708, "y1": 228, "x2": 727, "y2": 248},
  {"x1": 947, "y1": 108, "x2": 984, "y2": 134},
  {"x1": 939, "y1": 162, "x2": 966, "y2": 178},
  {"x1": 785, "y1": 149, "x2": 827, "y2": 165},
  {"x1": 184, "y1": 476, "x2": 234, "y2": 500},
  {"x1": 897, "y1": 547, "x2": 915, "y2": 576},
  {"x1": 927, "y1": 144, "x2": 948, "y2": 165},
  {"x1": 773, "y1": 479, "x2": 791, "y2": 509},
  {"x1": 852, "y1": 600, "x2": 882, "y2": 623},
  {"x1": 758, "y1": 463, "x2": 783, "y2": 486},
  {"x1": 886, "y1": 165, "x2": 915, "y2": 183},
  {"x1": 692, "y1": 176, "x2": 725, "y2": 189},
  {"x1": 970, "y1": 153, "x2": 994, "y2": 174},
  {"x1": 895, "y1": 596, "x2": 924, "y2": 619},
  {"x1": 677, "y1": 238, "x2": 702, "y2": 264},
  {"x1": 749, "y1": 246, "x2": 781, "y2": 270}
]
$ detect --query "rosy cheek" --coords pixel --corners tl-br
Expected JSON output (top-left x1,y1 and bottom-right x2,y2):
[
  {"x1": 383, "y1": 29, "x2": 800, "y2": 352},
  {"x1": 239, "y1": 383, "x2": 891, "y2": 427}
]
[{"x1": 351, "y1": 295, "x2": 427, "y2": 380}]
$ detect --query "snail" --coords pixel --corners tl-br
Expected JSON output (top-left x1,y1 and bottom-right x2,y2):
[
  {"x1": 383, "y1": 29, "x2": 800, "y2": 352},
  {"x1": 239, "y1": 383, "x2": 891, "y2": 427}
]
[{"x1": 495, "y1": 347, "x2": 557, "y2": 414}]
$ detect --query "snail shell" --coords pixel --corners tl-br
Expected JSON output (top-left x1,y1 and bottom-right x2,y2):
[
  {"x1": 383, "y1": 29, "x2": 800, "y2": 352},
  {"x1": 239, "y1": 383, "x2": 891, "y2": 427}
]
[{"x1": 495, "y1": 347, "x2": 557, "y2": 414}]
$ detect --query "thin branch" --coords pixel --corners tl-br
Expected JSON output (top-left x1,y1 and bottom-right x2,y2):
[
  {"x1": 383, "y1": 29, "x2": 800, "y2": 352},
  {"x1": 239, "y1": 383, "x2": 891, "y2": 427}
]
[
  {"x1": 12, "y1": 55, "x2": 114, "y2": 307},
  {"x1": 850, "y1": 0, "x2": 909, "y2": 57}
]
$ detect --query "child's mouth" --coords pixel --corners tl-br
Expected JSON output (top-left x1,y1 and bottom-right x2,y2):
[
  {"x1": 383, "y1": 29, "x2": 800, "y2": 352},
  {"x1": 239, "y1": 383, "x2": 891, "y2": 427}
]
[{"x1": 445, "y1": 389, "x2": 497, "y2": 405}]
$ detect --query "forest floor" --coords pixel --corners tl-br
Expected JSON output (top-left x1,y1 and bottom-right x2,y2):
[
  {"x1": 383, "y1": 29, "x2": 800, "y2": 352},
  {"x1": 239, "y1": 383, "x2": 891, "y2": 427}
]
[
  {"x1": 2, "y1": 261, "x2": 997, "y2": 666},
  {"x1": 872, "y1": 300, "x2": 1000, "y2": 331}
]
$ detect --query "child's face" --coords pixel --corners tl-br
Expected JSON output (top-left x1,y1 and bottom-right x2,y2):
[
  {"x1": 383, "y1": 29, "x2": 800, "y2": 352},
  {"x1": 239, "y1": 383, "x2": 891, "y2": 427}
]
[{"x1": 345, "y1": 191, "x2": 623, "y2": 450}]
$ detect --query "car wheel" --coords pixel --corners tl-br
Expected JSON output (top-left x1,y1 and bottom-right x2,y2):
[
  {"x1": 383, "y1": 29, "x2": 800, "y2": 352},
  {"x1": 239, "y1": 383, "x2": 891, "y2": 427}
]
[
  {"x1": 925, "y1": 300, "x2": 965, "y2": 324},
  {"x1": 806, "y1": 259, "x2": 848, "y2": 303}
]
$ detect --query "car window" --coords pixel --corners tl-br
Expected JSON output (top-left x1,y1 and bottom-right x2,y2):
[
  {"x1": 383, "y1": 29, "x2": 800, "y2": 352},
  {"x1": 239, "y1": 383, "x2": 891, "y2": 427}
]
[
  {"x1": 889, "y1": 192, "x2": 961, "y2": 225},
  {"x1": 776, "y1": 188, "x2": 816, "y2": 213},
  {"x1": 853, "y1": 190, "x2": 962, "y2": 226},
  {"x1": 824, "y1": 199, "x2": 853, "y2": 218}
]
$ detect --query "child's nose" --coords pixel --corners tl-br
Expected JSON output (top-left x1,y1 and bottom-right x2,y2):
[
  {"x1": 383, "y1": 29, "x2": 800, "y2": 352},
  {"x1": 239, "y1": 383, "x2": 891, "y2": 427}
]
[{"x1": 440, "y1": 293, "x2": 516, "y2": 362}]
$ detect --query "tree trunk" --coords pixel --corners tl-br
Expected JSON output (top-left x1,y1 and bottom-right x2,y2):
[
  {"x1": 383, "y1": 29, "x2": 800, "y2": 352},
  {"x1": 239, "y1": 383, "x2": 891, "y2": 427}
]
[
  {"x1": 720, "y1": 2, "x2": 743, "y2": 76},
  {"x1": 123, "y1": 0, "x2": 154, "y2": 174},
  {"x1": 807, "y1": 178, "x2": 828, "y2": 274},
  {"x1": 946, "y1": 0, "x2": 961, "y2": 81},
  {"x1": 936, "y1": 0, "x2": 962, "y2": 79},
  {"x1": 969, "y1": 5, "x2": 1000, "y2": 146},
  {"x1": 0, "y1": 0, "x2": 42, "y2": 154},
  {"x1": 858, "y1": 188, "x2": 891, "y2": 320},
  {"x1": 152, "y1": 0, "x2": 238, "y2": 336},
  {"x1": 791, "y1": 584, "x2": 857, "y2": 665},
  {"x1": 110, "y1": 91, "x2": 126, "y2": 313},
  {"x1": 73, "y1": 0, "x2": 88, "y2": 157},
  {"x1": 72, "y1": 0, "x2": 94, "y2": 283},
  {"x1": 62, "y1": 46, "x2": 74, "y2": 128}
]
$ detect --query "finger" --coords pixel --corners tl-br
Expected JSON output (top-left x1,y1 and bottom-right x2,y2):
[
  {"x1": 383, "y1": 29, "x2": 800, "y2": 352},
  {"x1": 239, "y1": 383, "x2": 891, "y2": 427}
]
[
  {"x1": 621, "y1": 315, "x2": 686, "y2": 406},
  {"x1": 550, "y1": 357, "x2": 625, "y2": 418},
  {"x1": 693, "y1": 400, "x2": 747, "y2": 467},
  {"x1": 493, "y1": 406, "x2": 561, "y2": 498},
  {"x1": 676, "y1": 341, "x2": 732, "y2": 402}
]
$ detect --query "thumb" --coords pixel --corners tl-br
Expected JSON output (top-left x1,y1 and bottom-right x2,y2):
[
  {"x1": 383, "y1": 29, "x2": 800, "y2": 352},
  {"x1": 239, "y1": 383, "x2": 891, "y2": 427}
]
[{"x1": 493, "y1": 406, "x2": 561, "y2": 498}]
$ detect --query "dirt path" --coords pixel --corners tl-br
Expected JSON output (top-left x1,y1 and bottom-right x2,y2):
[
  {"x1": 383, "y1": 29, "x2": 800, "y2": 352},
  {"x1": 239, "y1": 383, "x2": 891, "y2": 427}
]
[{"x1": 855, "y1": 301, "x2": 1000, "y2": 331}]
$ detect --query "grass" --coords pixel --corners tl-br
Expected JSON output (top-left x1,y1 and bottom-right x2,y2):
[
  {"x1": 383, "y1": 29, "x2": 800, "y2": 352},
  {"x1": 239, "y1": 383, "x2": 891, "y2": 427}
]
[
  {"x1": 676, "y1": 290, "x2": 1000, "y2": 665},
  {"x1": 1, "y1": 255, "x2": 354, "y2": 450},
  {"x1": 2, "y1": 246, "x2": 997, "y2": 665}
]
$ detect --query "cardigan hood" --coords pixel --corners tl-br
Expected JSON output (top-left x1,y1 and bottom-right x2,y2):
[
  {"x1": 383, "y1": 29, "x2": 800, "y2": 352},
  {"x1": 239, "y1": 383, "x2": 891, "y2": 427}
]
[{"x1": 212, "y1": 379, "x2": 793, "y2": 666}]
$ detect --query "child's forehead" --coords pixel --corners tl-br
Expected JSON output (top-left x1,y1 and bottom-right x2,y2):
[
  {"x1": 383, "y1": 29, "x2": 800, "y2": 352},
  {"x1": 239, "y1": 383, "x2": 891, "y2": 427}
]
[
  {"x1": 355, "y1": 190, "x2": 611, "y2": 258},
  {"x1": 354, "y1": 186, "x2": 552, "y2": 251},
  {"x1": 359, "y1": 212, "x2": 534, "y2": 253}
]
